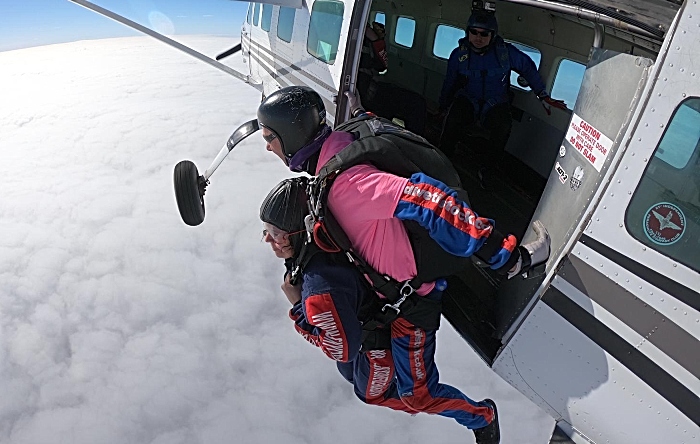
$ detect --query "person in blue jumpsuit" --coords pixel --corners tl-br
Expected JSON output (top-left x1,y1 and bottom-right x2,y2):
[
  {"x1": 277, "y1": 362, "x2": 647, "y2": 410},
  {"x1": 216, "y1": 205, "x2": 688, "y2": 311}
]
[
  {"x1": 260, "y1": 177, "x2": 415, "y2": 414},
  {"x1": 259, "y1": 176, "x2": 523, "y2": 444},
  {"x1": 257, "y1": 86, "x2": 553, "y2": 443},
  {"x1": 439, "y1": 11, "x2": 566, "y2": 183}
]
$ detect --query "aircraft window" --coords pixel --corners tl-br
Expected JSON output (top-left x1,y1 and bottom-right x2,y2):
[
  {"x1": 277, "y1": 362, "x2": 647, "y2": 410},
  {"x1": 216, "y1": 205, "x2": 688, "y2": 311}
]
[
  {"x1": 504, "y1": 41, "x2": 541, "y2": 92},
  {"x1": 655, "y1": 103, "x2": 700, "y2": 169},
  {"x1": 253, "y1": 3, "x2": 261, "y2": 27},
  {"x1": 433, "y1": 25, "x2": 465, "y2": 59},
  {"x1": 261, "y1": 4, "x2": 273, "y2": 31},
  {"x1": 374, "y1": 12, "x2": 385, "y2": 25},
  {"x1": 278, "y1": 7, "x2": 296, "y2": 43},
  {"x1": 307, "y1": 0, "x2": 345, "y2": 64},
  {"x1": 395, "y1": 16, "x2": 416, "y2": 48},
  {"x1": 551, "y1": 59, "x2": 586, "y2": 110},
  {"x1": 625, "y1": 97, "x2": 700, "y2": 272},
  {"x1": 246, "y1": 3, "x2": 252, "y2": 25}
]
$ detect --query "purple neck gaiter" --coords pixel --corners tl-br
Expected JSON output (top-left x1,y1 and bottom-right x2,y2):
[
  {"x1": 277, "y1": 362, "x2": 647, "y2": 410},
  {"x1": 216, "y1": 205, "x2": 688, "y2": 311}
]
[{"x1": 288, "y1": 125, "x2": 332, "y2": 172}]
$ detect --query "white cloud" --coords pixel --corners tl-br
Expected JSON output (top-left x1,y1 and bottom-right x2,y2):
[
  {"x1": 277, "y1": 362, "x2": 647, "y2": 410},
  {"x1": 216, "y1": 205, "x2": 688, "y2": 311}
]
[{"x1": 0, "y1": 36, "x2": 553, "y2": 444}]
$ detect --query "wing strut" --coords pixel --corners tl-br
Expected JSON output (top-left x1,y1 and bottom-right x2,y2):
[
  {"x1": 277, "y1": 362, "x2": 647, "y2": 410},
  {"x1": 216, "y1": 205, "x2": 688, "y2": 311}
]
[
  {"x1": 216, "y1": 44, "x2": 242, "y2": 61},
  {"x1": 68, "y1": 0, "x2": 251, "y2": 83}
]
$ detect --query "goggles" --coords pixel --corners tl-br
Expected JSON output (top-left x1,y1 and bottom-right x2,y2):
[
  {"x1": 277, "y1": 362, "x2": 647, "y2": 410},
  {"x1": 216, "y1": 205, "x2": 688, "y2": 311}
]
[
  {"x1": 262, "y1": 222, "x2": 304, "y2": 243},
  {"x1": 468, "y1": 28, "x2": 492, "y2": 37},
  {"x1": 262, "y1": 132, "x2": 278, "y2": 143}
]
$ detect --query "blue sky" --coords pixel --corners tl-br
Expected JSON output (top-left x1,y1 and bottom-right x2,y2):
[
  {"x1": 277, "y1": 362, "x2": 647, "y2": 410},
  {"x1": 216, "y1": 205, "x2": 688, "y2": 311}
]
[{"x1": 0, "y1": 0, "x2": 250, "y2": 52}]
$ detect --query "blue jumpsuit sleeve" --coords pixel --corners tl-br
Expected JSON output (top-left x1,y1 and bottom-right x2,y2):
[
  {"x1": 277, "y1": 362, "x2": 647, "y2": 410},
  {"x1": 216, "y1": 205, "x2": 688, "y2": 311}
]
[
  {"x1": 394, "y1": 173, "x2": 517, "y2": 269},
  {"x1": 507, "y1": 44, "x2": 547, "y2": 97},
  {"x1": 288, "y1": 263, "x2": 363, "y2": 362},
  {"x1": 439, "y1": 48, "x2": 461, "y2": 109}
]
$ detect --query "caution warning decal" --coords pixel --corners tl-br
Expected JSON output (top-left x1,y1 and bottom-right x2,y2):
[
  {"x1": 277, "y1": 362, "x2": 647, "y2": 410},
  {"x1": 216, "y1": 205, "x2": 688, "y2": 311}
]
[{"x1": 565, "y1": 114, "x2": 613, "y2": 172}]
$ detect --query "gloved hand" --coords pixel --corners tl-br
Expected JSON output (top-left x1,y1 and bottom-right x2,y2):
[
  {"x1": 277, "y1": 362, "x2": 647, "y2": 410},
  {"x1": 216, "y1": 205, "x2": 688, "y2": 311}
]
[
  {"x1": 344, "y1": 90, "x2": 365, "y2": 117},
  {"x1": 281, "y1": 273, "x2": 302, "y2": 305},
  {"x1": 541, "y1": 95, "x2": 568, "y2": 114}
]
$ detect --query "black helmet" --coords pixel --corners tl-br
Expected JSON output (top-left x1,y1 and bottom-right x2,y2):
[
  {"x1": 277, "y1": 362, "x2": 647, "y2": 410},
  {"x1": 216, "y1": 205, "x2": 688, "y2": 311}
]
[
  {"x1": 257, "y1": 86, "x2": 326, "y2": 159},
  {"x1": 467, "y1": 11, "x2": 498, "y2": 34},
  {"x1": 259, "y1": 177, "x2": 309, "y2": 234}
]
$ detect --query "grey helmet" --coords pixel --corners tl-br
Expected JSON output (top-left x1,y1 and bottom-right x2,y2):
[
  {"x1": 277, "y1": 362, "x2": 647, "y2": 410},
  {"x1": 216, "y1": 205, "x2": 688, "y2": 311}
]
[
  {"x1": 259, "y1": 177, "x2": 309, "y2": 235},
  {"x1": 257, "y1": 86, "x2": 326, "y2": 160}
]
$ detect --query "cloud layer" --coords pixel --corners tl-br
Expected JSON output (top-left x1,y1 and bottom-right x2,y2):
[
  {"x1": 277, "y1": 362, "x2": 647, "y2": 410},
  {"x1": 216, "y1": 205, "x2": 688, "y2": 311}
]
[{"x1": 0, "y1": 37, "x2": 553, "y2": 444}]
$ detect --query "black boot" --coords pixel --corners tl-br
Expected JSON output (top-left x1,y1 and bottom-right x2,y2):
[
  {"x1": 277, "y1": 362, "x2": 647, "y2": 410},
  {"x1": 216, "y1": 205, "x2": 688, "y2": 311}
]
[{"x1": 472, "y1": 399, "x2": 500, "y2": 444}]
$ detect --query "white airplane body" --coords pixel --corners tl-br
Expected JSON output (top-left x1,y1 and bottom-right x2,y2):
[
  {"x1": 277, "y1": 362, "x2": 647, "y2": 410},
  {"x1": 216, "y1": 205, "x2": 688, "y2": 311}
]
[{"x1": 69, "y1": 0, "x2": 700, "y2": 442}]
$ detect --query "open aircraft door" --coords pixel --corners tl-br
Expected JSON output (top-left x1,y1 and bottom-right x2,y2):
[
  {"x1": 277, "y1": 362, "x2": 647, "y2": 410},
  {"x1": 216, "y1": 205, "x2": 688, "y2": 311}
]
[
  {"x1": 488, "y1": 46, "x2": 655, "y2": 438},
  {"x1": 488, "y1": 5, "x2": 700, "y2": 440},
  {"x1": 493, "y1": 49, "x2": 654, "y2": 340}
]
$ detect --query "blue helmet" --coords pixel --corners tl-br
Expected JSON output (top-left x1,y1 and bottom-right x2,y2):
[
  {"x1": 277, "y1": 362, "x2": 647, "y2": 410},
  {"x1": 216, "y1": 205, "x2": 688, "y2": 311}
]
[{"x1": 467, "y1": 11, "x2": 498, "y2": 35}]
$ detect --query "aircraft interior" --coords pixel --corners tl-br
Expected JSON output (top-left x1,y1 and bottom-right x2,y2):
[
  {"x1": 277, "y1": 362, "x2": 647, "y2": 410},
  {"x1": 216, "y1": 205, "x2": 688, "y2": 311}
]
[{"x1": 358, "y1": 0, "x2": 674, "y2": 362}]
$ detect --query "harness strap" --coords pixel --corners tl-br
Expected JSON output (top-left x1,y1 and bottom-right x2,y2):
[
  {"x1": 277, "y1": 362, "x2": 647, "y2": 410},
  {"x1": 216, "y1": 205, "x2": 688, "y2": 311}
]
[
  {"x1": 479, "y1": 69, "x2": 487, "y2": 114},
  {"x1": 289, "y1": 240, "x2": 324, "y2": 285},
  {"x1": 344, "y1": 247, "x2": 422, "y2": 306},
  {"x1": 309, "y1": 173, "x2": 429, "y2": 316},
  {"x1": 305, "y1": 115, "x2": 462, "y2": 338},
  {"x1": 457, "y1": 38, "x2": 511, "y2": 116}
]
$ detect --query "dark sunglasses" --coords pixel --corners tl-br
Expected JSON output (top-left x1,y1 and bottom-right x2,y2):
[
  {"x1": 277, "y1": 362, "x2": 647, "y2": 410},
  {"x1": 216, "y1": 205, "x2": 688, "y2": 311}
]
[
  {"x1": 262, "y1": 132, "x2": 278, "y2": 143},
  {"x1": 469, "y1": 28, "x2": 492, "y2": 37}
]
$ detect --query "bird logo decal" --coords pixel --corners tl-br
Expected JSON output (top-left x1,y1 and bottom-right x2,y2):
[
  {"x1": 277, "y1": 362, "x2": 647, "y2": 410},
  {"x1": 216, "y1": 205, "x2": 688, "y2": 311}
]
[
  {"x1": 652, "y1": 209, "x2": 682, "y2": 231},
  {"x1": 643, "y1": 202, "x2": 686, "y2": 246}
]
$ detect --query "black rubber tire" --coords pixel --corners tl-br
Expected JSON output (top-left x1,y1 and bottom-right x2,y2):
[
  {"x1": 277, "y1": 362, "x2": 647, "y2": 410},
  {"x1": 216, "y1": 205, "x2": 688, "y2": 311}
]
[{"x1": 174, "y1": 160, "x2": 205, "y2": 226}]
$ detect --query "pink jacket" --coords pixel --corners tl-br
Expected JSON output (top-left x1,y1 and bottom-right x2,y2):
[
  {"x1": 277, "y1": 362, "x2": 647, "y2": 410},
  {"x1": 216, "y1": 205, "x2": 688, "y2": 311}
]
[{"x1": 316, "y1": 131, "x2": 435, "y2": 295}]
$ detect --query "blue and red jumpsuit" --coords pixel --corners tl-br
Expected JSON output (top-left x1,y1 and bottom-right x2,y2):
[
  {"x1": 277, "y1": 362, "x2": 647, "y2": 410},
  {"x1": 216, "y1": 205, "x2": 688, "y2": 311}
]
[
  {"x1": 315, "y1": 132, "x2": 509, "y2": 429},
  {"x1": 289, "y1": 253, "x2": 411, "y2": 412}
]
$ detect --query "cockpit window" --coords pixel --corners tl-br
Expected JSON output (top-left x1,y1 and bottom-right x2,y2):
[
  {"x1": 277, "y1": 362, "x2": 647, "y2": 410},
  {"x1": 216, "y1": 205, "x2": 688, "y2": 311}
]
[
  {"x1": 253, "y1": 3, "x2": 261, "y2": 27},
  {"x1": 307, "y1": 0, "x2": 344, "y2": 64},
  {"x1": 261, "y1": 4, "x2": 273, "y2": 32},
  {"x1": 625, "y1": 98, "x2": 700, "y2": 272},
  {"x1": 655, "y1": 102, "x2": 700, "y2": 169},
  {"x1": 277, "y1": 7, "x2": 296, "y2": 43}
]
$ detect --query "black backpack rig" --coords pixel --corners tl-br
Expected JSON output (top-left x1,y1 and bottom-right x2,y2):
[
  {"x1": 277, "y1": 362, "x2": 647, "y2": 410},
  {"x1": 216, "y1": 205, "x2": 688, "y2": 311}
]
[{"x1": 289, "y1": 114, "x2": 520, "y2": 350}]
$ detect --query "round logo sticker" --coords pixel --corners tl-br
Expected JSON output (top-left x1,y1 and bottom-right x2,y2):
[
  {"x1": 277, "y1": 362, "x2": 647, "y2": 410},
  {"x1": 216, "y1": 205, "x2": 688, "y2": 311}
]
[{"x1": 643, "y1": 202, "x2": 686, "y2": 245}]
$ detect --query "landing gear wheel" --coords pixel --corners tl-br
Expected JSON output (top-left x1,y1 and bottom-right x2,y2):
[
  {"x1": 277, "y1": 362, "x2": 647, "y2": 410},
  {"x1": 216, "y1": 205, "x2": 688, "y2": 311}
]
[
  {"x1": 174, "y1": 160, "x2": 206, "y2": 226},
  {"x1": 171, "y1": 119, "x2": 259, "y2": 226}
]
